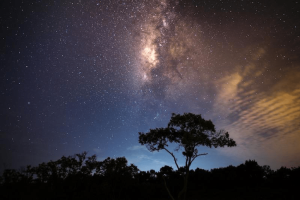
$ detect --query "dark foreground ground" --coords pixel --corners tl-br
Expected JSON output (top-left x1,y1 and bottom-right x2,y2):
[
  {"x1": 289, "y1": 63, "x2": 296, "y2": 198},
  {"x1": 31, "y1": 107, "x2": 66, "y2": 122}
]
[
  {"x1": 1, "y1": 154, "x2": 299, "y2": 200},
  {"x1": 1, "y1": 182, "x2": 299, "y2": 200}
]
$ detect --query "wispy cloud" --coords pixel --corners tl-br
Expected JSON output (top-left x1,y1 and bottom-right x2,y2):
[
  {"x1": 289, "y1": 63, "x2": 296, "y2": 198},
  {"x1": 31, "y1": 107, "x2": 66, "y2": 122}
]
[
  {"x1": 136, "y1": 154, "x2": 168, "y2": 166},
  {"x1": 127, "y1": 145, "x2": 148, "y2": 151},
  {"x1": 213, "y1": 48, "x2": 300, "y2": 168}
]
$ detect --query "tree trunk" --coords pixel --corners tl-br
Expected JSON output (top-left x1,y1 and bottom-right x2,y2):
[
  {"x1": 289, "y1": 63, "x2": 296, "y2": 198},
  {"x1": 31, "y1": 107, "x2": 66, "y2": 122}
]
[
  {"x1": 162, "y1": 176, "x2": 175, "y2": 200},
  {"x1": 178, "y1": 170, "x2": 189, "y2": 200}
]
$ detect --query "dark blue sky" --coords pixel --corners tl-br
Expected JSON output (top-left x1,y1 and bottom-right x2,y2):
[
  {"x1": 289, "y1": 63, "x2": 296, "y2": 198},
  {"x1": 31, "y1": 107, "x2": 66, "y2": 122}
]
[{"x1": 1, "y1": 0, "x2": 300, "y2": 172}]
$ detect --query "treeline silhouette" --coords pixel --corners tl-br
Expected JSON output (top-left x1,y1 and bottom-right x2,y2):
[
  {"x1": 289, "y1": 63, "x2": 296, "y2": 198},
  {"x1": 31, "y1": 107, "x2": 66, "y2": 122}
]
[{"x1": 1, "y1": 152, "x2": 299, "y2": 200}]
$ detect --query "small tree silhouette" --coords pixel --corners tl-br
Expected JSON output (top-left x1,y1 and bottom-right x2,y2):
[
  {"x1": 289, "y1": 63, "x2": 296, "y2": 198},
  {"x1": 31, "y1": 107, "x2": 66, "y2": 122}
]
[{"x1": 139, "y1": 113, "x2": 236, "y2": 200}]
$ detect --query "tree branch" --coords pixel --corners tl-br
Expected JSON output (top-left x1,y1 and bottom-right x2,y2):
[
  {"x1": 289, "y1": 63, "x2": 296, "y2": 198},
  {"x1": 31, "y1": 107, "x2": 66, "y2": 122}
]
[
  {"x1": 185, "y1": 155, "x2": 188, "y2": 168},
  {"x1": 163, "y1": 148, "x2": 180, "y2": 170},
  {"x1": 197, "y1": 153, "x2": 208, "y2": 156},
  {"x1": 191, "y1": 153, "x2": 208, "y2": 163}
]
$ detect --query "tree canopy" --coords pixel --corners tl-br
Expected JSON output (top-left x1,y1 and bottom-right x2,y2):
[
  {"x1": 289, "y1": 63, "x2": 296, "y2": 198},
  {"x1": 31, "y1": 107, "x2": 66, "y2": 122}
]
[
  {"x1": 138, "y1": 113, "x2": 237, "y2": 200},
  {"x1": 139, "y1": 113, "x2": 236, "y2": 169}
]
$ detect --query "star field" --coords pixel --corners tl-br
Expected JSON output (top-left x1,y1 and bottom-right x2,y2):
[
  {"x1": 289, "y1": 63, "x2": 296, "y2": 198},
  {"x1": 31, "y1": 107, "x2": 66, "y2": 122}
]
[{"x1": 1, "y1": 0, "x2": 300, "y2": 172}]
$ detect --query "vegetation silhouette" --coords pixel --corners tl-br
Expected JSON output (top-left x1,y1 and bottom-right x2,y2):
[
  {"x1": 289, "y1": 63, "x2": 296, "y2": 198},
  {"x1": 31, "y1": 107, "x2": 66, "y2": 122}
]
[
  {"x1": 1, "y1": 113, "x2": 300, "y2": 199},
  {"x1": 139, "y1": 113, "x2": 236, "y2": 200},
  {"x1": 1, "y1": 154, "x2": 300, "y2": 199}
]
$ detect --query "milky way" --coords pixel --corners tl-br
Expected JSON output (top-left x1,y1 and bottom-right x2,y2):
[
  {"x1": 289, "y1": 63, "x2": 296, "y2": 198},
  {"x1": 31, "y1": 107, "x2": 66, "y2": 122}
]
[
  {"x1": 131, "y1": 1, "x2": 209, "y2": 101},
  {"x1": 1, "y1": 0, "x2": 300, "y2": 172}
]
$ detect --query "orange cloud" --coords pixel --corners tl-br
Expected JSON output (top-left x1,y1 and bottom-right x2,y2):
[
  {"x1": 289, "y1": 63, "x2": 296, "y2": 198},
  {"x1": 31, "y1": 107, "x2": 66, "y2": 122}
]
[{"x1": 213, "y1": 49, "x2": 300, "y2": 168}]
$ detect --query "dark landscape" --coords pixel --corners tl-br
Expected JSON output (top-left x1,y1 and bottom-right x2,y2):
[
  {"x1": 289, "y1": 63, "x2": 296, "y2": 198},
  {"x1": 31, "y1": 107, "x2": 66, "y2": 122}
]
[{"x1": 1, "y1": 153, "x2": 300, "y2": 200}]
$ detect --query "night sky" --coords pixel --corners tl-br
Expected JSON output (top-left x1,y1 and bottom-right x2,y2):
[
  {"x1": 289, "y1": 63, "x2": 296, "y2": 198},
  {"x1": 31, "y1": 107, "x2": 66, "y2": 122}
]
[{"x1": 1, "y1": 0, "x2": 300, "y2": 172}]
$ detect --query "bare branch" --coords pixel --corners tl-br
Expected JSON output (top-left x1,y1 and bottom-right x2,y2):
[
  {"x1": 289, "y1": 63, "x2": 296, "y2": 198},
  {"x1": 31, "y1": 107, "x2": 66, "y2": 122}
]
[
  {"x1": 191, "y1": 153, "x2": 208, "y2": 163},
  {"x1": 197, "y1": 153, "x2": 208, "y2": 156},
  {"x1": 163, "y1": 148, "x2": 180, "y2": 170}
]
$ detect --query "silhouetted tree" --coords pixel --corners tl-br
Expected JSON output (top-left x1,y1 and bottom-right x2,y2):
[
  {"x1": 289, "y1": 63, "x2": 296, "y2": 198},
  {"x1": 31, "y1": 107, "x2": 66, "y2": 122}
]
[
  {"x1": 272, "y1": 166, "x2": 292, "y2": 189},
  {"x1": 138, "y1": 113, "x2": 236, "y2": 200},
  {"x1": 290, "y1": 166, "x2": 300, "y2": 189},
  {"x1": 2, "y1": 169, "x2": 21, "y2": 184},
  {"x1": 192, "y1": 168, "x2": 210, "y2": 189},
  {"x1": 236, "y1": 160, "x2": 264, "y2": 188},
  {"x1": 159, "y1": 166, "x2": 178, "y2": 198},
  {"x1": 98, "y1": 157, "x2": 139, "y2": 200},
  {"x1": 160, "y1": 165, "x2": 174, "y2": 177},
  {"x1": 2, "y1": 151, "x2": 300, "y2": 200}
]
